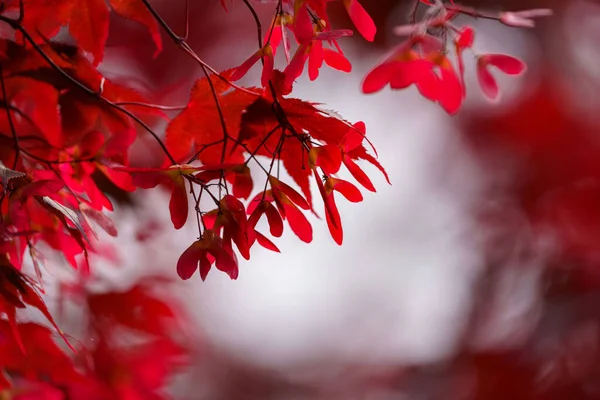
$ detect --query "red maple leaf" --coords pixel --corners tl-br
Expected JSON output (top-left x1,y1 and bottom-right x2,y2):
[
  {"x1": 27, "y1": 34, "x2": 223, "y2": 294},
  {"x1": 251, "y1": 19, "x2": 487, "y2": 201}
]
[
  {"x1": 68, "y1": 337, "x2": 186, "y2": 400},
  {"x1": 0, "y1": 321, "x2": 82, "y2": 391},
  {"x1": 0, "y1": 255, "x2": 73, "y2": 353},
  {"x1": 8, "y1": 0, "x2": 161, "y2": 65},
  {"x1": 86, "y1": 277, "x2": 181, "y2": 338},
  {"x1": 165, "y1": 70, "x2": 257, "y2": 164}
]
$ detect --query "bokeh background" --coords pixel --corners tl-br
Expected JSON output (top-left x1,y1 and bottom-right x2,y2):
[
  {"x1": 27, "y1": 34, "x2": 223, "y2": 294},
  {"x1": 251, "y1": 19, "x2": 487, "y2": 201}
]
[{"x1": 45, "y1": 0, "x2": 600, "y2": 398}]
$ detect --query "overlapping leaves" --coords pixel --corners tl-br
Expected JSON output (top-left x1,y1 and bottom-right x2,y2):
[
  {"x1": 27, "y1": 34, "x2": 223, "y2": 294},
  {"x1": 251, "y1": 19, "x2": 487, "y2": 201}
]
[
  {"x1": 0, "y1": 0, "x2": 549, "y2": 396},
  {"x1": 142, "y1": 68, "x2": 389, "y2": 281}
]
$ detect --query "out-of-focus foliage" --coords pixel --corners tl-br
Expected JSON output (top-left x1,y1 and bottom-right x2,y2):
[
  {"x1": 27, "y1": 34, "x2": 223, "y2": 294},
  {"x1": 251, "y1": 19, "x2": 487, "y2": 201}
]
[{"x1": 1, "y1": 0, "x2": 593, "y2": 399}]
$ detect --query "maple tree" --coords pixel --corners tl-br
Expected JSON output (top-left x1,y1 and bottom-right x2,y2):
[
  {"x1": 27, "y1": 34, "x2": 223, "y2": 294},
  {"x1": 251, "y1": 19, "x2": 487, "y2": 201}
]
[{"x1": 0, "y1": 0, "x2": 557, "y2": 397}]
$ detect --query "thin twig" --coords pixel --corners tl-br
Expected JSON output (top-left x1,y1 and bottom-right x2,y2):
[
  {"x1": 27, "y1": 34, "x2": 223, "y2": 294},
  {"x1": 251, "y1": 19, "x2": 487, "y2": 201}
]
[
  {"x1": 409, "y1": 0, "x2": 420, "y2": 24},
  {"x1": 140, "y1": 0, "x2": 260, "y2": 97},
  {"x1": 242, "y1": 0, "x2": 263, "y2": 49},
  {"x1": 114, "y1": 101, "x2": 186, "y2": 111},
  {"x1": 0, "y1": 66, "x2": 20, "y2": 169}
]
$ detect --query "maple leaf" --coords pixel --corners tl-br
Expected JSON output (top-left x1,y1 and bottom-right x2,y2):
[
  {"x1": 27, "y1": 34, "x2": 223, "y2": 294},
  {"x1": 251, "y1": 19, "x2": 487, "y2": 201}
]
[
  {"x1": 3, "y1": 171, "x2": 98, "y2": 273},
  {"x1": 58, "y1": 276, "x2": 189, "y2": 398},
  {"x1": 8, "y1": 178, "x2": 64, "y2": 228},
  {"x1": 13, "y1": 0, "x2": 162, "y2": 65},
  {"x1": 108, "y1": 0, "x2": 163, "y2": 58},
  {"x1": 280, "y1": 133, "x2": 313, "y2": 208},
  {"x1": 0, "y1": 75, "x2": 62, "y2": 148},
  {"x1": 0, "y1": 321, "x2": 81, "y2": 391},
  {"x1": 87, "y1": 277, "x2": 181, "y2": 338},
  {"x1": 461, "y1": 75, "x2": 600, "y2": 285},
  {"x1": 340, "y1": 127, "x2": 390, "y2": 190},
  {"x1": 241, "y1": 91, "x2": 386, "y2": 212},
  {"x1": 0, "y1": 255, "x2": 74, "y2": 353},
  {"x1": 1, "y1": 41, "x2": 157, "y2": 155},
  {"x1": 63, "y1": 80, "x2": 156, "y2": 150},
  {"x1": 165, "y1": 70, "x2": 257, "y2": 164},
  {"x1": 56, "y1": 131, "x2": 135, "y2": 212},
  {"x1": 65, "y1": 334, "x2": 186, "y2": 400},
  {"x1": 69, "y1": 0, "x2": 110, "y2": 66},
  {"x1": 241, "y1": 93, "x2": 353, "y2": 206},
  {"x1": 15, "y1": 0, "x2": 74, "y2": 43}
]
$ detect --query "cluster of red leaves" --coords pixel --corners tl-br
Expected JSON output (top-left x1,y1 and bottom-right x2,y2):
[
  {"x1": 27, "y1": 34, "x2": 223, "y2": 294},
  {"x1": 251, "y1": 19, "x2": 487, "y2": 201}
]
[
  {"x1": 362, "y1": 1, "x2": 551, "y2": 114},
  {"x1": 0, "y1": 35, "x2": 152, "y2": 271},
  {"x1": 0, "y1": 1, "x2": 188, "y2": 396},
  {"x1": 0, "y1": 0, "x2": 551, "y2": 395},
  {"x1": 4, "y1": 0, "x2": 162, "y2": 64},
  {"x1": 64, "y1": 277, "x2": 188, "y2": 400},
  {"x1": 230, "y1": 0, "x2": 375, "y2": 92},
  {"x1": 124, "y1": 69, "x2": 389, "y2": 281},
  {"x1": 0, "y1": 272, "x2": 187, "y2": 399},
  {"x1": 0, "y1": 0, "x2": 389, "y2": 391}
]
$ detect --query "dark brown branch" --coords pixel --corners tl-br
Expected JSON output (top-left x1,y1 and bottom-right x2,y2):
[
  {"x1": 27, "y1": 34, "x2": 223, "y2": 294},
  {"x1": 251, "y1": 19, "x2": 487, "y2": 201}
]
[
  {"x1": 0, "y1": 67, "x2": 20, "y2": 169},
  {"x1": 261, "y1": 128, "x2": 287, "y2": 201},
  {"x1": 242, "y1": 0, "x2": 263, "y2": 49}
]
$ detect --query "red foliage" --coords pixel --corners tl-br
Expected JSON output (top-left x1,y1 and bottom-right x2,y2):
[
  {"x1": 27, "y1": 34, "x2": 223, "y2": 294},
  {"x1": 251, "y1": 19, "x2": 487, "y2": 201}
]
[
  {"x1": 362, "y1": 3, "x2": 550, "y2": 112},
  {"x1": 0, "y1": 0, "x2": 554, "y2": 396},
  {"x1": 446, "y1": 72, "x2": 600, "y2": 398},
  {"x1": 462, "y1": 74, "x2": 600, "y2": 287}
]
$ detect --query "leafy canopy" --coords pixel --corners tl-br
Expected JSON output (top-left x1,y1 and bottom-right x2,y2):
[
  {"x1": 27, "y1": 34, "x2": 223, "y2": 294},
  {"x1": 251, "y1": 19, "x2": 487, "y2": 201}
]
[{"x1": 0, "y1": 0, "x2": 550, "y2": 398}]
